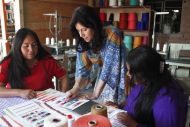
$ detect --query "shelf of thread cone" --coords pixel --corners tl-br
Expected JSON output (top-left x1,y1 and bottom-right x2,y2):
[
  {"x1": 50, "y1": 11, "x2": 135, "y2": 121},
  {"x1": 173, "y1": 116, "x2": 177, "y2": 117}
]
[
  {"x1": 99, "y1": 6, "x2": 151, "y2": 36},
  {"x1": 99, "y1": 6, "x2": 151, "y2": 13},
  {"x1": 45, "y1": 44, "x2": 76, "y2": 49},
  {"x1": 123, "y1": 30, "x2": 149, "y2": 36},
  {"x1": 98, "y1": 5, "x2": 151, "y2": 9}
]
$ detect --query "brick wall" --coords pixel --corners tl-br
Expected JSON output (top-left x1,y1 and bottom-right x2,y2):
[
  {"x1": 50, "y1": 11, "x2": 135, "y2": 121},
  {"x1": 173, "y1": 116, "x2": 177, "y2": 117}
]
[
  {"x1": 23, "y1": 0, "x2": 88, "y2": 43},
  {"x1": 155, "y1": 0, "x2": 190, "y2": 46}
]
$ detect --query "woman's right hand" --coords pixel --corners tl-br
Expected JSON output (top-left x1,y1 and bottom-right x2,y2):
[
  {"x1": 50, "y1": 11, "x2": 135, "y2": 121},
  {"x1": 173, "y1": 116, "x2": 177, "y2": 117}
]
[
  {"x1": 19, "y1": 89, "x2": 37, "y2": 99},
  {"x1": 65, "y1": 88, "x2": 78, "y2": 101},
  {"x1": 117, "y1": 112, "x2": 138, "y2": 127}
]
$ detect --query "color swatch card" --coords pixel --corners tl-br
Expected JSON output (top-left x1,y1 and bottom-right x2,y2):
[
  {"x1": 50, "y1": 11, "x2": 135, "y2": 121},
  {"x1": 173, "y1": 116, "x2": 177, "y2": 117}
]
[
  {"x1": 0, "y1": 114, "x2": 22, "y2": 127},
  {"x1": 3, "y1": 101, "x2": 59, "y2": 127},
  {"x1": 107, "y1": 106, "x2": 127, "y2": 127},
  {"x1": 47, "y1": 97, "x2": 89, "y2": 110},
  {"x1": 34, "y1": 88, "x2": 65, "y2": 103}
]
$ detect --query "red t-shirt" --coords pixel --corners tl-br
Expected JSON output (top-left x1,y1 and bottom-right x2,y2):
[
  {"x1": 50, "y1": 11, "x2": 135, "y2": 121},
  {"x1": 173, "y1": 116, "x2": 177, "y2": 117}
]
[{"x1": 0, "y1": 56, "x2": 66, "y2": 91}]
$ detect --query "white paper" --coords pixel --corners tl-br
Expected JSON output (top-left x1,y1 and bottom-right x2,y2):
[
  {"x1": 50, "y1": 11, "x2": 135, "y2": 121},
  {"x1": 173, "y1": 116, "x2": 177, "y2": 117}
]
[
  {"x1": 4, "y1": 101, "x2": 52, "y2": 127},
  {"x1": 107, "y1": 106, "x2": 127, "y2": 127},
  {"x1": 47, "y1": 97, "x2": 89, "y2": 110}
]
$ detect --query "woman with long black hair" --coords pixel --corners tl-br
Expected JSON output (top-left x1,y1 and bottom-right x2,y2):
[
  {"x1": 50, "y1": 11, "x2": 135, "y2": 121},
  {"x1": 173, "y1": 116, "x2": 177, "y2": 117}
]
[
  {"x1": 117, "y1": 46, "x2": 187, "y2": 127},
  {"x1": 0, "y1": 28, "x2": 68, "y2": 99},
  {"x1": 66, "y1": 5, "x2": 127, "y2": 105}
]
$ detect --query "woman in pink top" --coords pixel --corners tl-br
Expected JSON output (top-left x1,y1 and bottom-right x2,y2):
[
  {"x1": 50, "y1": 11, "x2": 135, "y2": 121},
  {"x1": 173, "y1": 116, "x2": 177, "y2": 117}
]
[{"x1": 0, "y1": 28, "x2": 68, "y2": 99}]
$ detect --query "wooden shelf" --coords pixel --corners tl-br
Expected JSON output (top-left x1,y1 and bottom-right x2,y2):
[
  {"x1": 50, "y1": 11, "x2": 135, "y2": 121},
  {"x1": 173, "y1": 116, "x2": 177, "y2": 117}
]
[
  {"x1": 100, "y1": 6, "x2": 152, "y2": 37},
  {"x1": 99, "y1": 6, "x2": 153, "y2": 47},
  {"x1": 124, "y1": 30, "x2": 149, "y2": 36},
  {"x1": 100, "y1": 6, "x2": 151, "y2": 13},
  {"x1": 0, "y1": 1, "x2": 15, "y2": 39},
  {"x1": 98, "y1": 5, "x2": 151, "y2": 9}
]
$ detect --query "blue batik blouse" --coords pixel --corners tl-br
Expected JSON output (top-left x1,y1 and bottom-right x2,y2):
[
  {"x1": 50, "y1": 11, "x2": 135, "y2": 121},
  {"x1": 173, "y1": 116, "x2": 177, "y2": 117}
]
[{"x1": 75, "y1": 25, "x2": 127, "y2": 104}]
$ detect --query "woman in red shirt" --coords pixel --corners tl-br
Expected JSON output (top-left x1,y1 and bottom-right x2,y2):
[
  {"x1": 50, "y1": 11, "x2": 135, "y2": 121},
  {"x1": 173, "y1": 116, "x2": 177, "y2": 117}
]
[{"x1": 0, "y1": 28, "x2": 68, "y2": 99}]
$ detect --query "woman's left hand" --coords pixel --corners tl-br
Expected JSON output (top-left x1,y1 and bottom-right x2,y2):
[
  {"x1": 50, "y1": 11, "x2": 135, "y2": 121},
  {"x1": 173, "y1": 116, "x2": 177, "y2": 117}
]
[
  {"x1": 117, "y1": 112, "x2": 138, "y2": 127},
  {"x1": 88, "y1": 93, "x2": 98, "y2": 100},
  {"x1": 88, "y1": 91, "x2": 99, "y2": 100},
  {"x1": 105, "y1": 101, "x2": 119, "y2": 108},
  {"x1": 19, "y1": 89, "x2": 37, "y2": 99},
  {"x1": 77, "y1": 93, "x2": 98, "y2": 100}
]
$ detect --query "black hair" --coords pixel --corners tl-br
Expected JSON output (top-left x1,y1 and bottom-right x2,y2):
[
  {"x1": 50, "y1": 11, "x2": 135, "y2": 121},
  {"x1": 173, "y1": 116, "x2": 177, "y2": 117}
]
[
  {"x1": 70, "y1": 5, "x2": 103, "y2": 53},
  {"x1": 126, "y1": 46, "x2": 174, "y2": 126},
  {"x1": 2, "y1": 28, "x2": 49, "y2": 88}
]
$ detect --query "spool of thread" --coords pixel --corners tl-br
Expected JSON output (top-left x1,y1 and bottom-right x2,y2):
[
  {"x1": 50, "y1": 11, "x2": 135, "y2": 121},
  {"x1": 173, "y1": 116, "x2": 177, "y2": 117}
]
[
  {"x1": 128, "y1": 21, "x2": 136, "y2": 30},
  {"x1": 119, "y1": 13, "x2": 127, "y2": 30},
  {"x1": 91, "y1": 104, "x2": 107, "y2": 117},
  {"x1": 120, "y1": 13, "x2": 127, "y2": 21},
  {"x1": 142, "y1": 13, "x2": 149, "y2": 30},
  {"x1": 124, "y1": 35, "x2": 133, "y2": 51},
  {"x1": 129, "y1": 0, "x2": 138, "y2": 6},
  {"x1": 139, "y1": 0, "x2": 144, "y2": 6},
  {"x1": 51, "y1": 37, "x2": 55, "y2": 45},
  {"x1": 67, "y1": 115, "x2": 75, "y2": 127},
  {"x1": 73, "y1": 115, "x2": 111, "y2": 127},
  {"x1": 99, "y1": 12, "x2": 107, "y2": 24},
  {"x1": 142, "y1": 36, "x2": 149, "y2": 45},
  {"x1": 118, "y1": 0, "x2": 123, "y2": 6},
  {"x1": 109, "y1": 0, "x2": 117, "y2": 7},
  {"x1": 44, "y1": 115, "x2": 68, "y2": 127},
  {"x1": 128, "y1": 13, "x2": 137, "y2": 30},
  {"x1": 128, "y1": 12, "x2": 137, "y2": 21},
  {"x1": 156, "y1": 42, "x2": 160, "y2": 51},
  {"x1": 46, "y1": 37, "x2": 50, "y2": 45},
  {"x1": 73, "y1": 38, "x2": 76, "y2": 46},
  {"x1": 133, "y1": 36, "x2": 142, "y2": 48},
  {"x1": 142, "y1": 13, "x2": 149, "y2": 21},
  {"x1": 66, "y1": 39, "x2": 70, "y2": 46},
  {"x1": 162, "y1": 43, "x2": 168, "y2": 52},
  {"x1": 119, "y1": 20, "x2": 127, "y2": 30},
  {"x1": 142, "y1": 21, "x2": 149, "y2": 30},
  {"x1": 137, "y1": 21, "x2": 144, "y2": 30}
]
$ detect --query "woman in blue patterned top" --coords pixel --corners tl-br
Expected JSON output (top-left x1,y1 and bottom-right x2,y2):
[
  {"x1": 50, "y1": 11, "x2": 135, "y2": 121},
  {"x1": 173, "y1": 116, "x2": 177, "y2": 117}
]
[{"x1": 66, "y1": 5, "x2": 127, "y2": 105}]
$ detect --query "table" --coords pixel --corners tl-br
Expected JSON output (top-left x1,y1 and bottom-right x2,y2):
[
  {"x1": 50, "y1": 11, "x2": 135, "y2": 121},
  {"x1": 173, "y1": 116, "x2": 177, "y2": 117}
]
[
  {"x1": 0, "y1": 97, "x2": 27, "y2": 117},
  {"x1": 0, "y1": 89, "x2": 126, "y2": 127},
  {"x1": 166, "y1": 59, "x2": 190, "y2": 77},
  {"x1": 166, "y1": 58, "x2": 190, "y2": 68}
]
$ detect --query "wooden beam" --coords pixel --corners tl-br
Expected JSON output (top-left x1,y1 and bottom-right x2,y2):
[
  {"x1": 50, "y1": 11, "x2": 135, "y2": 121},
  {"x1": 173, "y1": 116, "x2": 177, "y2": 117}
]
[
  {"x1": 14, "y1": 0, "x2": 24, "y2": 31},
  {"x1": 0, "y1": 0, "x2": 8, "y2": 40},
  {"x1": 39, "y1": 0, "x2": 87, "y2": 5}
]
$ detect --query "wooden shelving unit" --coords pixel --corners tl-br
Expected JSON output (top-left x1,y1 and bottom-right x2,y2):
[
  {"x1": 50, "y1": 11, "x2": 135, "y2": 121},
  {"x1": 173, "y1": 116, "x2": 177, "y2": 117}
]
[
  {"x1": 99, "y1": 6, "x2": 153, "y2": 46},
  {"x1": 0, "y1": 1, "x2": 15, "y2": 38}
]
